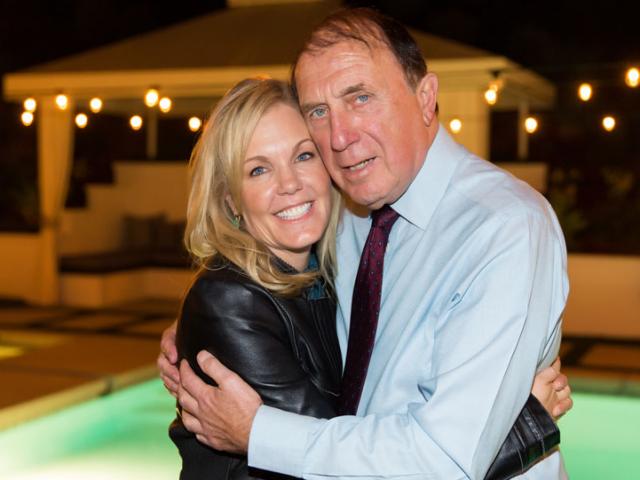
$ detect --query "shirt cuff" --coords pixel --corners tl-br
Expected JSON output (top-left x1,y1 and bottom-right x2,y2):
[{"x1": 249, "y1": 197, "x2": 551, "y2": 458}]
[{"x1": 248, "y1": 404, "x2": 326, "y2": 477}]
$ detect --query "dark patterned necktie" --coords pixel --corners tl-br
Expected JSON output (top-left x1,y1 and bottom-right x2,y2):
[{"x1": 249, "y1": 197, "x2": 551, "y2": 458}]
[{"x1": 338, "y1": 205, "x2": 400, "y2": 415}]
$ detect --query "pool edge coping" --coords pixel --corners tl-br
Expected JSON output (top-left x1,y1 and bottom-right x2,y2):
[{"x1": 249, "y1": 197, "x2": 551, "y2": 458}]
[{"x1": 0, "y1": 363, "x2": 158, "y2": 431}]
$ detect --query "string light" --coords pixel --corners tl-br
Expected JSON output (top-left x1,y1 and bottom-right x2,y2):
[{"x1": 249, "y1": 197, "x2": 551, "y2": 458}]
[
  {"x1": 484, "y1": 88, "x2": 498, "y2": 105},
  {"x1": 130, "y1": 115, "x2": 143, "y2": 131},
  {"x1": 188, "y1": 116, "x2": 202, "y2": 132},
  {"x1": 602, "y1": 116, "x2": 616, "y2": 132},
  {"x1": 159, "y1": 97, "x2": 172, "y2": 113},
  {"x1": 75, "y1": 113, "x2": 88, "y2": 129},
  {"x1": 89, "y1": 97, "x2": 103, "y2": 113},
  {"x1": 144, "y1": 88, "x2": 159, "y2": 107},
  {"x1": 21, "y1": 111, "x2": 34, "y2": 126},
  {"x1": 625, "y1": 67, "x2": 639, "y2": 88},
  {"x1": 23, "y1": 98, "x2": 37, "y2": 112},
  {"x1": 55, "y1": 94, "x2": 69, "y2": 110},
  {"x1": 578, "y1": 83, "x2": 593, "y2": 102},
  {"x1": 524, "y1": 116, "x2": 538, "y2": 134},
  {"x1": 449, "y1": 118, "x2": 462, "y2": 134}
]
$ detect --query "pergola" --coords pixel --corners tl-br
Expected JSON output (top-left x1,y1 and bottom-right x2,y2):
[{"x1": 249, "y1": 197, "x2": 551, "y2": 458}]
[{"x1": 2, "y1": 0, "x2": 555, "y2": 305}]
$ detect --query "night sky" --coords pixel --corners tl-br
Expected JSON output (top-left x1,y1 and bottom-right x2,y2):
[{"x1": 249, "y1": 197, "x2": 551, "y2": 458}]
[
  {"x1": 0, "y1": 0, "x2": 639, "y2": 251},
  {"x1": 1, "y1": 1, "x2": 638, "y2": 79}
]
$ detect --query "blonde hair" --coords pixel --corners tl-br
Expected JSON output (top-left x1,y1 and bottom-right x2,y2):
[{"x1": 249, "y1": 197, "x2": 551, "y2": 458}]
[{"x1": 185, "y1": 78, "x2": 341, "y2": 296}]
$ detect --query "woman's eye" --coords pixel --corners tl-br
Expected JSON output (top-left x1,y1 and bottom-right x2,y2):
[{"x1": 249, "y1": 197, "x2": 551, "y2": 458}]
[
  {"x1": 296, "y1": 151, "x2": 314, "y2": 162},
  {"x1": 250, "y1": 166, "x2": 266, "y2": 177}
]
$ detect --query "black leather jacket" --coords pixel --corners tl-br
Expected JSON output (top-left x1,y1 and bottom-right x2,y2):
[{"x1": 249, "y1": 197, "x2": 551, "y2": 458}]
[
  {"x1": 170, "y1": 258, "x2": 342, "y2": 479},
  {"x1": 169, "y1": 258, "x2": 558, "y2": 480}
]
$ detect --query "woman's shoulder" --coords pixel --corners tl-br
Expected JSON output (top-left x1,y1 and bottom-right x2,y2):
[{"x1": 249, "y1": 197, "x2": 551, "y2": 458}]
[{"x1": 185, "y1": 257, "x2": 275, "y2": 315}]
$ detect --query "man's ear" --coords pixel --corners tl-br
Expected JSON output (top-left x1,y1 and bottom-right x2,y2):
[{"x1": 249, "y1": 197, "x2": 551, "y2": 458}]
[{"x1": 417, "y1": 73, "x2": 439, "y2": 127}]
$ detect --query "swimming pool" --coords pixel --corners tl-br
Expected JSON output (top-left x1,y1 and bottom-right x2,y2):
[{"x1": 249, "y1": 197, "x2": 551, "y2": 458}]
[{"x1": 0, "y1": 379, "x2": 637, "y2": 479}]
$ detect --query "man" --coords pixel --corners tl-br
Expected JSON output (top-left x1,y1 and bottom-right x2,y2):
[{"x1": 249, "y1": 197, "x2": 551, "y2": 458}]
[{"x1": 159, "y1": 8, "x2": 571, "y2": 479}]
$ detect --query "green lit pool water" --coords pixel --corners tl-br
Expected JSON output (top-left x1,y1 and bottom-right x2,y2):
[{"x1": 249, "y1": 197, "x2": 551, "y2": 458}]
[{"x1": 0, "y1": 379, "x2": 637, "y2": 479}]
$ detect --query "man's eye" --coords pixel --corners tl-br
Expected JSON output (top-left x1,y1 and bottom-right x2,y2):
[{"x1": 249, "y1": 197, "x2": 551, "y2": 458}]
[
  {"x1": 355, "y1": 94, "x2": 369, "y2": 104},
  {"x1": 309, "y1": 107, "x2": 327, "y2": 119},
  {"x1": 250, "y1": 166, "x2": 266, "y2": 177},
  {"x1": 296, "y1": 151, "x2": 314, "y2": 162}
]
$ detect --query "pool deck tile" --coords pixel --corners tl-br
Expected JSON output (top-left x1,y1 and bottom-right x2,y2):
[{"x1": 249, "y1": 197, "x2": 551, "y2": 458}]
[
  {"x1": 122, "y1": 317, "x2": 175, "y2": 336},
  {"x1": 0, "y1": 368, "x2": 97, "y2": 409},
  {"x1": 53, "y1": 313, "x2": 139, "y2": 331},
  {"x1": 581, "y1": 344, "x2": 640, "y2": 369},
  {"x1": 0, "y1": 334, "x2": 159, "y2": 377}
]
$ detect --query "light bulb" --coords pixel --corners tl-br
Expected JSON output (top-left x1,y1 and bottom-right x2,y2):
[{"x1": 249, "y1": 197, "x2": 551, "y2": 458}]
[
  {"x1": 188, "y1": 116, "x2": 202, "y2": 132},
  {"x1": 130, "y1": 115, "x2": 143, "y2": 131},
  {"x1": 75, "y1": 113, "x2": 88, "y2": 129},
  {"x1": 578, "y1": 83, "x2": 593, "y2": 102},
  {"x1": 145, "y1": 89, "x2": 159, "y2": 107},
  {"x1": 484, "y1": 88, "x2": 498, "y2": 105},
  {"x1": 524, "y1": 117, "x2": 538, "y2": 134},
  {"x1": 89, "y1": 97, "x2": 103, "y2": 113},
  {"x1": 625, "y1": 67, "x2": 639, "y2": 88},
  {"x1": 23, "y1": 98, "x2": 37, "y2": 112},
  {"x1": 449, "y1": 118, "x2": 462, "y2": 134},
  {"x1": 55, "y1": 94, "x2": 69, "y2": 110},
  {"x1": 602, "y1": 116, "x2": 616, "y2": 132},
  {"x1": 159, "y1": 97, "x2": 172, "y2": 113},
  {"x1": 21, "y1": 111, "x2": 34, "y2": 126}
]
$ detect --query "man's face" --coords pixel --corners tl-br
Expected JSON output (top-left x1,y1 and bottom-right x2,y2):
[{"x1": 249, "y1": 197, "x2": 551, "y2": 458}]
[{"x1": 295, "y1": 40, "x2": 435, "y2": 209}]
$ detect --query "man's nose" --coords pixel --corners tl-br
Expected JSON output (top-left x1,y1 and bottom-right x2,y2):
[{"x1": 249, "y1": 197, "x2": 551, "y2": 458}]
[
  {"x1": 277, "y1": 166, "x2": 303, "y2": 195},
  {"x1": 330, "y1": 110, "x2": 359, "y2": 152}
]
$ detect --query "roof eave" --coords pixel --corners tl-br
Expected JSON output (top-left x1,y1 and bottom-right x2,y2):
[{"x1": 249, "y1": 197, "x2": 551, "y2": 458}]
[{"x1": 3, "y1": 65, "x2": 292, "y2": 100}]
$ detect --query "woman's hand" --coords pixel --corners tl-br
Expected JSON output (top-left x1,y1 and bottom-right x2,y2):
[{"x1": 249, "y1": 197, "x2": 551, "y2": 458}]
[{"x1": 532, "y1": 357, "x2": 573, "y2": 419}]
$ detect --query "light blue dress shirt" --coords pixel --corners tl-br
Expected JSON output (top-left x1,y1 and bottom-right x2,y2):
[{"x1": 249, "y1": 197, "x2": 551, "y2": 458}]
[{"x1": 248, "y1": 126, "x2": 569, "y2": 479}]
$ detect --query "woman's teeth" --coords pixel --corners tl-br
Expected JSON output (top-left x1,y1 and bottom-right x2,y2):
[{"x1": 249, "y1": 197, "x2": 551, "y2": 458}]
[
  {"x1": 349, "y1": 158, "x2": 373, "y2": 171},
  {"x1": 276, "y1": 202, "x2": 312, "y2": 220}
]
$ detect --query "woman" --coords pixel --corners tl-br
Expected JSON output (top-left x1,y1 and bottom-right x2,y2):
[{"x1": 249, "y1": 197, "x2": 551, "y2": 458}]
[{"x1": 169, "y1": 78, "x2": 563, "y2": 480}]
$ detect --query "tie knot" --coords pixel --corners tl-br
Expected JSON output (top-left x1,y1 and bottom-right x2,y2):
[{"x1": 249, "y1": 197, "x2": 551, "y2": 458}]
[{"x1": 371, "y1": 205, "x2": 399, "y2": 231}]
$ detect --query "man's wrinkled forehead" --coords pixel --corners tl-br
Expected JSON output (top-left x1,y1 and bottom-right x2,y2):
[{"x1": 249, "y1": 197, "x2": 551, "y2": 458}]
[{"x1": 294, "y1": 37, "x2": 394, "y2": 91}]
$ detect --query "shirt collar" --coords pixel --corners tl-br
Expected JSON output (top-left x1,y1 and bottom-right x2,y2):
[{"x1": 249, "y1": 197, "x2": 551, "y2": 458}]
[{"x1": 391, "y1": 124, "x2": 466, "y2": 231}]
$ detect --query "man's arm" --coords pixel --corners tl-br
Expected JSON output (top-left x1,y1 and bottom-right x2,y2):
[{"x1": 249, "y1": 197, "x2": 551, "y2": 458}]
[
  {"x1": 177, "y1": 211, "x2": 569, "y2": 479},
  {"x1": 248, "y1": 211, "x2": 567, "y2": 479},
  {"x1": 175, "y1": 273, "x2": 340, "y2": 452}
]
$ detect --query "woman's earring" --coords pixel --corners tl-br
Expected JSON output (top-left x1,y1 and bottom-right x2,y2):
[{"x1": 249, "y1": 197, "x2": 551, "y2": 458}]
[{"x1": 232, "y1": 214, "x2": 241, "y2": 229}]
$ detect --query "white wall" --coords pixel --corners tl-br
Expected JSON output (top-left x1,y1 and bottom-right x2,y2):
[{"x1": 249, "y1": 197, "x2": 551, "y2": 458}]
[
  {"x1": 497, "y1": 163, "x2": 548, "y2": 193},
  {"x1": 58, "y1": 254, "x2": 640, "y2": 338},
  {"x1": 0, "y1": 234, "x2": 42, "y2": 303},
  {"x1": 59, "y1": 161, "x2": 189, "y2": 255},
  {"x1": 115, "y1": 162, "x2": 189, "y2": 221},
  {"x1": 60, "y1": 268, "x2": 193, "y2": 308},
  {"x1": 438, "y1": 88, "x2": 490, "y2": 159},
  {"x1": 563, "y1": 254, "x2": 640, "y2": 338}
]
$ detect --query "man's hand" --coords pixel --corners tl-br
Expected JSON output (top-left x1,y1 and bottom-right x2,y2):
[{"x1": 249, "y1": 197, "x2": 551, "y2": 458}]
[
  {"x1": 532, "y1": 357, "x2": 573, "y2": 419},
  {"x1": 157, "y1": 321, "x2": 180, "y2": 397},
  {"x1": 178, "y1": 351, "x2": 263, "y2": 454}
]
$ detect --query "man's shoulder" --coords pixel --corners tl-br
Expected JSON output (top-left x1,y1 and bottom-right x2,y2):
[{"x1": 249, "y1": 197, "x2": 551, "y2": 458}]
[{"x1": 448, "y1": 152, "x2": 554, "y2": 223}]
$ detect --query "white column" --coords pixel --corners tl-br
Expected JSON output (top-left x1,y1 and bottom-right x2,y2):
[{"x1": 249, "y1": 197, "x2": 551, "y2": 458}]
[
  {"x1": 146, "y1": 108, "x2": 158, "y2": 159},
  {"x1": 517, "y1": 100, "x2": 529, "y2": 161},
  {"x1": 437, "y1": 88, "x2": 490, "y2": 159},
  {"x1": 36, "y1": 96, "x2": 74, "y2": 305}
]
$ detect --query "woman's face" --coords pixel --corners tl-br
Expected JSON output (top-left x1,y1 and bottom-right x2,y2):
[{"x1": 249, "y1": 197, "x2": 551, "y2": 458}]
[{"x1": 234, "y1": 102, "x2": 332, "y2": 270}]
